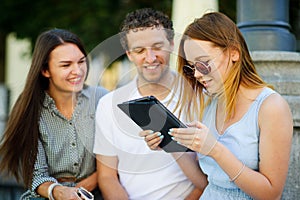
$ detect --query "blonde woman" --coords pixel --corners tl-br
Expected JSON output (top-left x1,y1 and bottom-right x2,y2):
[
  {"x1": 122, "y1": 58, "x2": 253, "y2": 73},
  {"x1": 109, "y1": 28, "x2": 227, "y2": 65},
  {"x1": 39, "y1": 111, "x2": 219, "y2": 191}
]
[{"x1": 143, "y1": 12, "x2": 293, "y2": 200}]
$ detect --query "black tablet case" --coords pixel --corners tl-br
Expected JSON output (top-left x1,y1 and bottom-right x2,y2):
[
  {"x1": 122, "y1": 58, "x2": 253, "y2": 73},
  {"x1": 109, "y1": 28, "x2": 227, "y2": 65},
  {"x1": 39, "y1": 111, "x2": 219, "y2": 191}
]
[{"x1": 117, "y1": 96, "x2": 193, "y2": 152}]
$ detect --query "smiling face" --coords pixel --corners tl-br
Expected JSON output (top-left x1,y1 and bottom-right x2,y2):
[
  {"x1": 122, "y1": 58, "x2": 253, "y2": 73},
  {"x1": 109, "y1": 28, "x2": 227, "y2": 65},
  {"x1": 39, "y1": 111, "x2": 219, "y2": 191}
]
[
  {"x1": 183, "y1": 39, "x2": 238, "y2": 95},
  {"x1": 125, "y1": 26, "x2": 174, "y2": 85},
  {"x1": 42, "y1": 43, "x2": 87, "y2": 97}
]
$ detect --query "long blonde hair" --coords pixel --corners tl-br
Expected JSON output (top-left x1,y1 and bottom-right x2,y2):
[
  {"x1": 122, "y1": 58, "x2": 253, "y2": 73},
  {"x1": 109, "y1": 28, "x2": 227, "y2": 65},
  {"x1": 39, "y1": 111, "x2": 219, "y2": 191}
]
[{"x1": 175, "y1": 12, "x2": 271, "y2": 121}]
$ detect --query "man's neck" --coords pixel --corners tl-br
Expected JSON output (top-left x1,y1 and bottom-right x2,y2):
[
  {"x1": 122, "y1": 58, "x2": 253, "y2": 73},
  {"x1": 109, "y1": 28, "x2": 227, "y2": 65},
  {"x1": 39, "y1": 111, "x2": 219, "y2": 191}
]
[{"x1": 137, "y1": 71, "x2": 175, "y2": 101}]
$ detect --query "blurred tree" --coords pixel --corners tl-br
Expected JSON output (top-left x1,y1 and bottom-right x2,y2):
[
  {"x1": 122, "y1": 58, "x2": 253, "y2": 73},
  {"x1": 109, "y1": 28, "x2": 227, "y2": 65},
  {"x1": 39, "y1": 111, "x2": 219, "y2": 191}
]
[
  {"x1": 219, "y1": 0, "x2": 236, "y2": 22},
  {"x1": 0, "y1": 0, "x2": 172, "y2": 82}
]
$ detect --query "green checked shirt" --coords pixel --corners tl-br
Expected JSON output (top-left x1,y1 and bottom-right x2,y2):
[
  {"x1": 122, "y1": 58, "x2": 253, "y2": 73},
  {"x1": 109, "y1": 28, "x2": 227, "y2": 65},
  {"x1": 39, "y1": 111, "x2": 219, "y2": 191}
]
[{"x1": 26, "y1": 85, "x2": 107, "y2": 196}]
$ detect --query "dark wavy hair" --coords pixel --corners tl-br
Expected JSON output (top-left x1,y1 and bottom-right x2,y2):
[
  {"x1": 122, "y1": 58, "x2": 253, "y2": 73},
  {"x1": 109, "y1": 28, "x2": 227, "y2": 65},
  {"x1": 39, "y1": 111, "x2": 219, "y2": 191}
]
[
  {"x1": 119, "y1": 7, "x2": 174, "y2": 50},
  {"x1": 0, "y1": 28, "x2": 87, "y2": 188}
]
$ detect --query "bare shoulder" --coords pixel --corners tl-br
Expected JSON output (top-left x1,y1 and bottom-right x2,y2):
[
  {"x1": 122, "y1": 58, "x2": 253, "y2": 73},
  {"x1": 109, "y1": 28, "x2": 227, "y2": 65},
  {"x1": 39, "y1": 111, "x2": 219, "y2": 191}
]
[
  {"x1": 260, "y1": 91, "x2": 291, "y2": 115},
  {"x1": 259, "y1": 90, "x2": 293, "y2": 136}
]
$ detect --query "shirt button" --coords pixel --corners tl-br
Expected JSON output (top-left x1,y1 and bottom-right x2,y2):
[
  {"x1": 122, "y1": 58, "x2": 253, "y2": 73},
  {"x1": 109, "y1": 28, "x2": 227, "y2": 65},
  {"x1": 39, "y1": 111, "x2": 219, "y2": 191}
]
[
  {"x1": 74, "y1": 163, "x2": 78, "y2": 166},
  {"x1": 71, "y1": 142, "x2": 76, "y2": 147}
]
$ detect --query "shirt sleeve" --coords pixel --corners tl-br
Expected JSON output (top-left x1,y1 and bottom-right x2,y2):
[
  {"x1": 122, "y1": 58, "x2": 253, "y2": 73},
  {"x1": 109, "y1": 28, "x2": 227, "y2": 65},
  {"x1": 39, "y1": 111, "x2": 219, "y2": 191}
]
[
  {"x1": 31, "y1": 139, "x2": 57, "y2": 192},
  {"x1": 93, "y1": 96, "x2": 117, "y2": 156}
]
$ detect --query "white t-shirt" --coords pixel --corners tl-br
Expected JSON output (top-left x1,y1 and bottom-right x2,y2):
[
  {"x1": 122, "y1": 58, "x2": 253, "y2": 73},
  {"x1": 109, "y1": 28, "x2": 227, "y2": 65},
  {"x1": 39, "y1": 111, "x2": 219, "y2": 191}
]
[{"x1": 93, "y1": 77, "x2": 193, "y2": 200}]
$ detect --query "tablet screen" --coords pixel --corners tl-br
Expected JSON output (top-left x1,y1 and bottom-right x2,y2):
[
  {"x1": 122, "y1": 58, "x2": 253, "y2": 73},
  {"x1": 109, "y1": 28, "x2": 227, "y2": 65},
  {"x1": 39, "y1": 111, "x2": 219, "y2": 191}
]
[{"x1": 117, "y1": 96, "x2": 193, "y2": 152}]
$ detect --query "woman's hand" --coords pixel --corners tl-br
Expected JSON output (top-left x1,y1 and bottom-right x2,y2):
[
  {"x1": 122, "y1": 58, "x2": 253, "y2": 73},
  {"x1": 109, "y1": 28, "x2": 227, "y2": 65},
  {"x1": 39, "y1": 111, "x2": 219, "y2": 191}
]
[
  {"x1": 52, "y1": 185, "x2": 82, "y2": 200},
  {"x1": 169, "y1": 121, "x2": 217, "y2": 156},
  {"x1": 139, "y1": 130, "x2": 164, "y2": 150}
]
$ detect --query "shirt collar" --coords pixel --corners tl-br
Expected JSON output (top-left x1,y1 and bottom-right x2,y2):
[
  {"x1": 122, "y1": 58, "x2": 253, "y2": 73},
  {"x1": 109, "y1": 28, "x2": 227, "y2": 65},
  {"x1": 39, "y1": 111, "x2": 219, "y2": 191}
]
[{"x1": 42, "y1": 86, "x2": 89, "y2": 109}]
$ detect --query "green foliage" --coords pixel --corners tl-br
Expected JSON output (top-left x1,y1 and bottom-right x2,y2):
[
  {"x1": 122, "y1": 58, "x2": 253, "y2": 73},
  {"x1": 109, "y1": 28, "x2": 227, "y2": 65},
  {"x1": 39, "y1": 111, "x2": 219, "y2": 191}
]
[
  {"x1": 219, "y1": 0, "x2": 236, "y2": 22},
  {"x1": 0, "y1": 0, "x2": 172, "y2": 52}
]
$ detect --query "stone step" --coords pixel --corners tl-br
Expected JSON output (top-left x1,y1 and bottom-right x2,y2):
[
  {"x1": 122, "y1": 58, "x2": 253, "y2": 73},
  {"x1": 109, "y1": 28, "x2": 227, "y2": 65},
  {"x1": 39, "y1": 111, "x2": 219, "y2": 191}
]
[
  {"x1": 251, "y1": 51, "x2": 300, "y2": 127},
  {"x1": 265, "y1": 80, "x2": 300, "y2": 95},
  {"x1": 252, "y1": 51, "x2": 300, "y2": 80}
]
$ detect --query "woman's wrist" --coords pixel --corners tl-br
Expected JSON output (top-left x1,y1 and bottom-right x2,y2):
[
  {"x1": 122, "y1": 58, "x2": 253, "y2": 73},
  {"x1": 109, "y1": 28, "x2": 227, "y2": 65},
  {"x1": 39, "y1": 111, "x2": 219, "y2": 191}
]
[
  {"x1": 47, "y1": 182, "x2": 62, "y2": 200},
  {"x1": 208, "y1": 141, "x2": 223, "y2": 159}
]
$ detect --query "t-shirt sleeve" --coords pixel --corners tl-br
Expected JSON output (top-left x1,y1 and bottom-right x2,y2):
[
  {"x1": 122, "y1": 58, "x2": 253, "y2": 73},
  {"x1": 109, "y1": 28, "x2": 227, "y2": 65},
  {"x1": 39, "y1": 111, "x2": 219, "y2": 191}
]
[{"x1": 93, "y1": 96, "x2": 117, "y2": 156}]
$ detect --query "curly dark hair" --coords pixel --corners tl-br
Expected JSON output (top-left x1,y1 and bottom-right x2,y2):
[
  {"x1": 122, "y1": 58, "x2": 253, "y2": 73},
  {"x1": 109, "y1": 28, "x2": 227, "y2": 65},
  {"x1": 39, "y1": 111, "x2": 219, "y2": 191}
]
[{"x1": 119, "y1": 8, "x2": 174, "y2": 50}]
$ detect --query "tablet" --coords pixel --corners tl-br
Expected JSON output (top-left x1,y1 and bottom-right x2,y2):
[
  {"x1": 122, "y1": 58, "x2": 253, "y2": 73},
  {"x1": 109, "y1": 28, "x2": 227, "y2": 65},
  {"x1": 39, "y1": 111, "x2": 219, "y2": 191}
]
[{"x1": 117, "y1": 96, "x2": 193, "y2": 152}]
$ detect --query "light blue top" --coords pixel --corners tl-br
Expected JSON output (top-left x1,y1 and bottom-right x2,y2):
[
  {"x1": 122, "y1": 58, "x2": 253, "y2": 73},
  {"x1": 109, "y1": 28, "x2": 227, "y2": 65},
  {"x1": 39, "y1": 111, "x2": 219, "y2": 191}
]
[{"x1": 198, "y1": 87, "x2": 276, "y2": 199}]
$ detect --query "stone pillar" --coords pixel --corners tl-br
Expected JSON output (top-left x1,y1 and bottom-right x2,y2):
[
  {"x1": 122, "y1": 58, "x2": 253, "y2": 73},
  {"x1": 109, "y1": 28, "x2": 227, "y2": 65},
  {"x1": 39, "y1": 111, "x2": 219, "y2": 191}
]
[
  {"x1": 6, "y1": 33, "x2": 31, "y2": 109},
  {"x1": 237, "y1": 0, "x2": 296, "y2": 51},
  {"x1": 251, "y1": 51, "x2": 300, "y2": 199},
  {"x1": 172, "y1": 0, "x2": 218, "y2": 35},
  {"x1": 171, "y1": 0, "x2": 218, "y2": 68}
]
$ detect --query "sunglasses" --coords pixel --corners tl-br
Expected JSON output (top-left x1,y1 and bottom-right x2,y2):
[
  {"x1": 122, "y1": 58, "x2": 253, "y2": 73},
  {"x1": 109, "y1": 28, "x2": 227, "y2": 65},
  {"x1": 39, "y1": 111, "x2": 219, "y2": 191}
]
[
  {"x1": 182, "y1": 49, "x2": 225, "y2": 78},
  {"x1": 183, "y1": 60, "x2": 212, "y2": 78}
]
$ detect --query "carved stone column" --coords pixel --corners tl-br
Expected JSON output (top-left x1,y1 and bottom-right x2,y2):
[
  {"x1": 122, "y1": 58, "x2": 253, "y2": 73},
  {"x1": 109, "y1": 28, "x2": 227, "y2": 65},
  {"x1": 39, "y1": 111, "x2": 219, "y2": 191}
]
[{"x1": 237, "y1": 0, "x2": 296, "y2": 51}]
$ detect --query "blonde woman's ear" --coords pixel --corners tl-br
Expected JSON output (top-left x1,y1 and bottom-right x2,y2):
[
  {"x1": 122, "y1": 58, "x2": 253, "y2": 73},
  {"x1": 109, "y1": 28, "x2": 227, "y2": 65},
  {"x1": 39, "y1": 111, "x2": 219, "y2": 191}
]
[{"x1": 230, "y1": 49, "x2": 240, "y2": 62}]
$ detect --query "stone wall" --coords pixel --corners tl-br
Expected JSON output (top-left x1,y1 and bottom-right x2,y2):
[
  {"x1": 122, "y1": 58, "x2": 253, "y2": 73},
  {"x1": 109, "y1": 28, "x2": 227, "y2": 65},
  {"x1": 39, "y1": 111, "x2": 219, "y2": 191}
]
[
  {"x1": 252, "y1": 51, "x2": 300, "y2": 199},
  {"x1": 282, "y1": 127, "x2": 300, "y2": 199},
  {"x1": 252, "y1": 51, "x2": 300, "y2": 127}
]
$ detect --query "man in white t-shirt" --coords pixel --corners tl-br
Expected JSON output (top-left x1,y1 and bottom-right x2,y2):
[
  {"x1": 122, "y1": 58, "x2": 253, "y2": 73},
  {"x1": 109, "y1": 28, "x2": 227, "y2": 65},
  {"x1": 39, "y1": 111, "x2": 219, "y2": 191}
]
[{"x1": 93, "y1": 8, "x2": 206, "y2": 200}]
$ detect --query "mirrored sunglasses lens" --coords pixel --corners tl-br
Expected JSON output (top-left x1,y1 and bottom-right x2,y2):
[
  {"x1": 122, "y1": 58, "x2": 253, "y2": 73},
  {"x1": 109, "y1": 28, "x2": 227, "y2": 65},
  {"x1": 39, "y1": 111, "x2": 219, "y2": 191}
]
[{"x1": 195, "y1": 62, "x2": 211, "y2": 75}]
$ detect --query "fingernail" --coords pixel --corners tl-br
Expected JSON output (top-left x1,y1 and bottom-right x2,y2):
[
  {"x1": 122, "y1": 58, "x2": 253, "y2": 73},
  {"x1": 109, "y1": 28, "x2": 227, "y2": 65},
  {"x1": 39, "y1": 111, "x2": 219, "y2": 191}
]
[
  {"x1": 159, "y1": 135, "x2": 164, "y2": 139},
  {"x1": 171, "y1": 137, "x2": 175, "y2": 140},
  {"x1": 157, "y1": 132, "x2": 161, "y2": 136},
  {"x1": 149, "y1": 130, "x2": 154, "y2": 134},
  {"x1": 169, "y1": 128, "x2": 173, "y2": 132},
  {"x1": 168, "y1": 131, "x2": 172, "y2": 135},
  {"x1": 177, "y1": 141, "x2": 181, "y2": 144}
]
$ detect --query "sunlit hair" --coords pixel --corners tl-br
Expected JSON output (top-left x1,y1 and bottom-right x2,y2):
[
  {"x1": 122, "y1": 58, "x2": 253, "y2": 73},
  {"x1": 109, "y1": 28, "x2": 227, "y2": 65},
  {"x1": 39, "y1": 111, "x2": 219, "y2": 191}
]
[
  {"x1": 119, "y1": 7, "x2": 174, "y2": 50},
  {"x1": 0, "y1": 28, "x2": 87, "y2": 188},
  {"x1": 175, "y1": 12, "x2": 271, "y2": 121}
]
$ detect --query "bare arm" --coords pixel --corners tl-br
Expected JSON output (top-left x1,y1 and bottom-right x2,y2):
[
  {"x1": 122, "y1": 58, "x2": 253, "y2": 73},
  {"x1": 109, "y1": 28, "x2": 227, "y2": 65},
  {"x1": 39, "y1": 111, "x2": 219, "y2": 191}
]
[
  {"x1": 171, "y1": 93, "x2": 293, "y2": 200},
  {"x1": 76, "y1": 171, "x2": 98, "y2": 191},
  {"x1": 96, "y1": 154, "x2": 129, "y2": 200},
  {"x1": 36, "y1": 182, "x2": 79, "y2": 200},
  {"x1": 172, "y1": 152, "x2": 207, "y2": 191},
  {"x1": 184, "y1": 187, "x2": 204, "y2": 200},
  {"x1": 229, "y1": 93, "x2": 293, "y2": 199},
  {"x1": 34, "y1": 139, "x2": 80, "y2": 199},
  {"x1": 140, "y1": 130, "x2": 208, "y2": 192}
]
